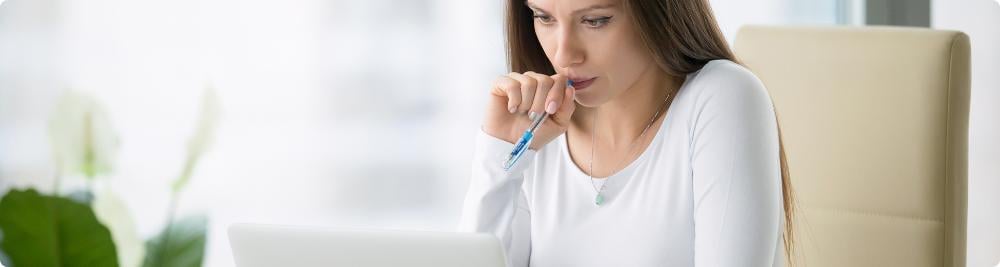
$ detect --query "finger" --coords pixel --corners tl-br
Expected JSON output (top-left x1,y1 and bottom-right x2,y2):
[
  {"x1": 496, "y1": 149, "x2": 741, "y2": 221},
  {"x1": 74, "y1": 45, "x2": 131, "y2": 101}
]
[
  {"x1": 551, "y1": 79, "x2": 577, "y2": 126},
  {"x1": 493, "y1": 76, "x2": 522, "y2": 113},
  {"x1": 543, "y1": 74, "x2": 567, "y2": 114},
  {"x1": 507, "y1": 72, "x2": 536, "y2": 114},
  {"x1": 523, "y1": 72, "x2": 553, "y2": 118}
]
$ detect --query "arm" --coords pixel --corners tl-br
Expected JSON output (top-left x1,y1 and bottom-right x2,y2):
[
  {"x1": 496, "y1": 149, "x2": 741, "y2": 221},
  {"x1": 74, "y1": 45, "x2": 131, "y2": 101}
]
[
  {"x1": 690, "y1": 68, "x2": 784, "y2": 266},
  {"x1": 458, "y1": 129, "x2": 533, "y2": 267}
]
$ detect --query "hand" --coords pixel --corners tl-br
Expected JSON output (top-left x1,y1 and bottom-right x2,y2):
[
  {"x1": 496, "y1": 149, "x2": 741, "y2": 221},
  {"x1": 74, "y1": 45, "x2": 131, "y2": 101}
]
[{"x1": 482, "y1": 72, "x2": 577, "y2": 151}]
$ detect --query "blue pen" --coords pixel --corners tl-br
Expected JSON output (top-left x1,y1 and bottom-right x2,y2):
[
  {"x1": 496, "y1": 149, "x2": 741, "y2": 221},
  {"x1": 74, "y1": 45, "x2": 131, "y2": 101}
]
[{"x1": 502, "y1": 79, "x2": 574, "y2": 171}]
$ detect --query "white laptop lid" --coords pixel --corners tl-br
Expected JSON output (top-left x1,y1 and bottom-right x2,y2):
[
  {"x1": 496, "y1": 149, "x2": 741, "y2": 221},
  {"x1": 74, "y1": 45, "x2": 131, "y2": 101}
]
[{"x1": 228, "y1": 223, "x2": 507, "y2": 267}]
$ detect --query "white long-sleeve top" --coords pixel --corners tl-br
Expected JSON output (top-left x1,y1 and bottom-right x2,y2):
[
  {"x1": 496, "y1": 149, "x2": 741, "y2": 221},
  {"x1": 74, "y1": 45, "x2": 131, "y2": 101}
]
[{"x1": 458, "y1": 60, "x2": 784, "y2": 267}]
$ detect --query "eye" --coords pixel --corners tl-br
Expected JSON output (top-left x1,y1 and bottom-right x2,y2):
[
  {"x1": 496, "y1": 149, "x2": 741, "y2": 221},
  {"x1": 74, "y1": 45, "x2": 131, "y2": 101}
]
[
  {"x1": 582, "y1": 16, "x2": 612, "y2": 28},
  {"x1": 533, "y1": 13, "x2": 554, "y2": 25}
]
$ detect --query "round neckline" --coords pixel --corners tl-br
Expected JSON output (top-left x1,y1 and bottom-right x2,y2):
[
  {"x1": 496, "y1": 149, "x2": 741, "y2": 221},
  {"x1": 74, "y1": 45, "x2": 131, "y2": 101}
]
[{"x1": 560, "y1": 95, "x2": 677, "y2": 181}]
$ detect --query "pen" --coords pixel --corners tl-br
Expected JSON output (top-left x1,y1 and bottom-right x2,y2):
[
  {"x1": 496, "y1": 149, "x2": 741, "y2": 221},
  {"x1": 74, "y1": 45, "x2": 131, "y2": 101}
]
[{"x1": 502, "y1": 79, "x2": 573, "y2": 171}]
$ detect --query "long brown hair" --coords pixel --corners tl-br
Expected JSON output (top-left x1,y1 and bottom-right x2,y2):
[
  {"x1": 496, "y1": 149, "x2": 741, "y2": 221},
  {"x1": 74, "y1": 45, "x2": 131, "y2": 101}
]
[{"x1": 504, "y1": 0, "x2": 796, "y2": 263}]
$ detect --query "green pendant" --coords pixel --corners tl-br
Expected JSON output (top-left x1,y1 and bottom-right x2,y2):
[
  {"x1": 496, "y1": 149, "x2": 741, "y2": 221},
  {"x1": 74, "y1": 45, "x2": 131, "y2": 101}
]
[{"x1": 595, "y1": 194, "x2": 605, "y2": 206}]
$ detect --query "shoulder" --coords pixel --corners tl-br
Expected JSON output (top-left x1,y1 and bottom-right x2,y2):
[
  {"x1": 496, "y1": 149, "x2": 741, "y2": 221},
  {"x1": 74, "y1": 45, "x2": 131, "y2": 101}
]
[
  {"x1": 679, "y1": 60, "x2": 774, "y2": 116},
  {"x1": 686, "y1": 60, "x2": 770, "y2": 103}
]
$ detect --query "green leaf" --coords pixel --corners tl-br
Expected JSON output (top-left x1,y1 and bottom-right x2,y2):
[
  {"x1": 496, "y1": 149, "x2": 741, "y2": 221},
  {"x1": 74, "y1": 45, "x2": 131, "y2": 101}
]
[
  {"x1": 142, "y1": 215, "x2": 207, "y2": 267},
  {"x1": 0, "y1": 188, "x2": 119, "y2": 267}
]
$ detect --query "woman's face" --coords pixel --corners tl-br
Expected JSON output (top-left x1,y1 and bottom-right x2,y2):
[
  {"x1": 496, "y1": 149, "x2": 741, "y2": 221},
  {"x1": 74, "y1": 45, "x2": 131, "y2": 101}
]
[{"x1": 527, "y1": 0, "x2": 655, "y2": 108}]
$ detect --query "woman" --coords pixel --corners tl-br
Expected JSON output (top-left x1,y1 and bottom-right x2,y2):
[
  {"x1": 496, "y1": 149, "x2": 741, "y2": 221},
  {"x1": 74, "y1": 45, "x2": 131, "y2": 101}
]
[{"x1": 459, "y1": 0, "x2": 793, "y2": 266}]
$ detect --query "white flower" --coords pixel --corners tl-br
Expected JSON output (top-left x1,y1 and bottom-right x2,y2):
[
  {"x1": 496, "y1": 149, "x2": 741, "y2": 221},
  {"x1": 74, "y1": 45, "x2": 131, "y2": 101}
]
[
  {"x1": 172, "y1": 86, "x2": 221, "y2": 192},
  {"x1": 49, "y1": 91, "x2": 119, "y2": 179},
  {"x1": 92, "y1": 184, "x2": 145, "y2": 267}
]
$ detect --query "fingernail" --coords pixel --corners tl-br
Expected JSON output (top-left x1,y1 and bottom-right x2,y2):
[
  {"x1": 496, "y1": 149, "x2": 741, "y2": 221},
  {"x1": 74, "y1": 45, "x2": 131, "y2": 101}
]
[
  {"x1": 509, "y1": 106, "x2": 517, "y2": 113},
  {"x1": 545, "y1": 101, "x2": 558, "y2": 114},
  {"x1": 529, "y1": 112, "x2": 538, "y2": 120},
  {"x1": 567, "y1": 80, "x2": 574, "y2": 87}
]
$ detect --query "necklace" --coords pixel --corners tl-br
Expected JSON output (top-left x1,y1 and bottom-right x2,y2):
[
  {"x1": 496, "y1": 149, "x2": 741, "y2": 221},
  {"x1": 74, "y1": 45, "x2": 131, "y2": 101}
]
[{"x1": 589, "y1": 90, "x2": 672, "y2": 206}]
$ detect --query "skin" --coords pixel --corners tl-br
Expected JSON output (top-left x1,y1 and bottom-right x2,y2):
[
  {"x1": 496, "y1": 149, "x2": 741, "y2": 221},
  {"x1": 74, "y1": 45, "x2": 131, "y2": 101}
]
[{"x1": 483, "y1": 0, "x2": 682, "y2": 178}]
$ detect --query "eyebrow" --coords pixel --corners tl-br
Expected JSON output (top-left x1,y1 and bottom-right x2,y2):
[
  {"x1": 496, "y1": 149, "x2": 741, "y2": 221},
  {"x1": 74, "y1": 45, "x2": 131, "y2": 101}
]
[{"x1": 524, "y1": 1, "x2": 617, "y2": 15}]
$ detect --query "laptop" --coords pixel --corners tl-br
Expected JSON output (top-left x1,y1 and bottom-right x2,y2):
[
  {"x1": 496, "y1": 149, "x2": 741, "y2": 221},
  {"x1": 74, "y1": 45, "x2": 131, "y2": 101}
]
[{"x1": 228, "y1": 223, "x2": 508, "y2": 267}]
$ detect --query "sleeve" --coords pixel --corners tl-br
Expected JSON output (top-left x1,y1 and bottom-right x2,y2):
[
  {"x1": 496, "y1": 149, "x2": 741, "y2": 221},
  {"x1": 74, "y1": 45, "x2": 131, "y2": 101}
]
[
  {"x1": 457, "y1": 128, "x2": 534, "y2": 267},
  {"x1": 689, "y1": 67, "x2": 784, "y2": 266}
]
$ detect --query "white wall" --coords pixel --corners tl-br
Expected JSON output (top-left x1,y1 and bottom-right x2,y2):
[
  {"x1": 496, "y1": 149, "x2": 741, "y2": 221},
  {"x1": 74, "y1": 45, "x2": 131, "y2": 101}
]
[
  {"x1": 709, "y1": 0, "x2": 850, "y2": 44},
  {"x1": 0, "y1": 0, "x2": 505, "y2": 266},
  {"x1": 932, "y1": 1, "x2": 1000, "y2": 266}
]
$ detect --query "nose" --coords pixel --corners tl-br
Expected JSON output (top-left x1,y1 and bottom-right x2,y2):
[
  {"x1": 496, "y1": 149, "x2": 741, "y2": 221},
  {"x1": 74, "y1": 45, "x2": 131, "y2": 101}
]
[{"x1": 552, "y1": 26, "x2": 584, "y2": 70}]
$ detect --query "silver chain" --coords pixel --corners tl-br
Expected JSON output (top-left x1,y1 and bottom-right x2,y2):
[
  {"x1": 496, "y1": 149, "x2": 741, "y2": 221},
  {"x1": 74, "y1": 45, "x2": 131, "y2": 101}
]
[{"x1": 589, "y1": 90, "x2": 673, "y2": 195}]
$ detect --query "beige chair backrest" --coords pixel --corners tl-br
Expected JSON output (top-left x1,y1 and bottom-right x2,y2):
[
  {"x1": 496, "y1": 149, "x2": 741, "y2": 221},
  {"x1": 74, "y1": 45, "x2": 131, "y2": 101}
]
[{"x1": 734, "y1": 26, "x2": 970, "y2": 267}]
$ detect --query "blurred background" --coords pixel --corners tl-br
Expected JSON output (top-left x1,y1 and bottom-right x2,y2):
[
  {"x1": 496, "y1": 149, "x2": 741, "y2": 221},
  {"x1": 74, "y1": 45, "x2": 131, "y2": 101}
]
[{"x1": 0, "y1": 0, "x2": 996, "y2": 266}]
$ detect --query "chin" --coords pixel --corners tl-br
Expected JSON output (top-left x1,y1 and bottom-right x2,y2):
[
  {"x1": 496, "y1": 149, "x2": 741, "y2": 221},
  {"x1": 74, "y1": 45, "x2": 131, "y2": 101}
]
[{"x1": 572, "y1": 94, "x2": 608, "y2": 108}]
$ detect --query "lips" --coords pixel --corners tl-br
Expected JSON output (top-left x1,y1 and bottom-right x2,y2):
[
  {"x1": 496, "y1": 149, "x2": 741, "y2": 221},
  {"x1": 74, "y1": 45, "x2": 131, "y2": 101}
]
[{"x1": 570, "y1": 77, "x2": 597, "y2": 90}]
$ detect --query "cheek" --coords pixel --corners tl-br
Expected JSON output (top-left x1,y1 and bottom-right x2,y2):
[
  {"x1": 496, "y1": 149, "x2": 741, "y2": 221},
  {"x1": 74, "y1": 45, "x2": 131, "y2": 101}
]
[
  {"x1": 592, "y1": 30, "x2": 650, "y2": 91},
  {"x1": 534, "y1": 28, "x2": 558, "y2": 61}
]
